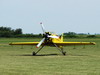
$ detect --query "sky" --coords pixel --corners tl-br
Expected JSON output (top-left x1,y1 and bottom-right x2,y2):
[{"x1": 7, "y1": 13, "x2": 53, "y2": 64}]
[{"x1": 0, "y1": 0, "x2": 100, "y2": 34}]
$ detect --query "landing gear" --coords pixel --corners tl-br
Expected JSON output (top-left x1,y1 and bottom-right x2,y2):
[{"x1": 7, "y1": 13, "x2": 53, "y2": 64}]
[
  {"x1": 32, "y1": 52, "x2": 36, "y2": 56},
  {"x1": 62, "y1": 51, "x2": 66, "y2": 55},
  {"x1": 32, "y1": 45, "x2": 45, "y2": 56},
  {"x1": 32, "y1": 44, "x2": 66, "y2": 56},
  {"x1": 53, "y1": 43, "x2": 66, "y2": 56}
]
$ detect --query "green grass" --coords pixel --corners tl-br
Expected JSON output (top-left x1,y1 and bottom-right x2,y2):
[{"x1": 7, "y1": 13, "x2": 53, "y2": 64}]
[{"x1": 0, "y1": 38, "x2": 100, "y2": 75}]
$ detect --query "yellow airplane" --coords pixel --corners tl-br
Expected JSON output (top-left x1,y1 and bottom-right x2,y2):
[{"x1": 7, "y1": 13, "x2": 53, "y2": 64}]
[{"x1": 9, "y1": 22, "x2": 96, "y2": 55}]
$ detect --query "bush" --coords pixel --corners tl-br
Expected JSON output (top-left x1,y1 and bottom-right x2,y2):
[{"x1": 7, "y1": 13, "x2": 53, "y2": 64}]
[{"x1": 87, "y1": 35, "x2": 96, "y2": 38}]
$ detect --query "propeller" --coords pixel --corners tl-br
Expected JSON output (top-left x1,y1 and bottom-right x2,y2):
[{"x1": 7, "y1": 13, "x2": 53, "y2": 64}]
[
  {"x1": 36, "y1": 38, "x2": 45, "y2": 48},
  {"x1": 36, "y1": 23, "x2": 46, "y2": 48},
  {"x1": 48, "y1": 35, "x2": 59, "y2": 38},
  {"x1": 40, "y1": 22, "x2": 46, "y2": 33},
  {"x1": 36, "y1": 22, "x2": 59, "y2": 48}
]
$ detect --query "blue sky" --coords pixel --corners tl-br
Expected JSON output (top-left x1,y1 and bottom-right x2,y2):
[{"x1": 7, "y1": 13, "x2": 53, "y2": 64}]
[{"x1": 0, "y1": 0, "x2": 100, "y2": 34}]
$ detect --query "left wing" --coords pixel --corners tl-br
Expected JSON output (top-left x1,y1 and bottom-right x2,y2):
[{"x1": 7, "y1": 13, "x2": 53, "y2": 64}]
[
  {"x1": 9, "y1": 42, "x2": 39, "y2": 45},
  {"x1": 53, "y1": 42, "x2": 96, "y2": 46}
]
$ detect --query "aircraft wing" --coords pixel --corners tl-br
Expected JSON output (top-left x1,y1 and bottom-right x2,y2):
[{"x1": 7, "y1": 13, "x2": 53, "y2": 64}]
[
  {"x1": 53, "y1": 42, "x2": 96, "y2": 46},
  {"x1": 9, "y1": 41, "x2": 96, "y2": 46},
  {"x1": 9, "y1": 42, "x2": 39, "y2": 45}
]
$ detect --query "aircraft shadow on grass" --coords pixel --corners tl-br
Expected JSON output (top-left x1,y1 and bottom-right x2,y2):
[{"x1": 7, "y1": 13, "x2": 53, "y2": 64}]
[
  {"x1": 12, "y1": 53, "x2": 88, "y2": 57},
  {"x1": 14, "y1": 54, "x2": 59, "y2": 56}
]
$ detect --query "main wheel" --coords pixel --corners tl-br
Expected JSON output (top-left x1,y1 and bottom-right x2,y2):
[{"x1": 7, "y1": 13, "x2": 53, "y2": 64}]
[
  {"x1": 62, "y1": 52, "x2": 66, "y2": 56},
  {"x1": 32, "y1": 52, "x2": 36, "y2": 56}
]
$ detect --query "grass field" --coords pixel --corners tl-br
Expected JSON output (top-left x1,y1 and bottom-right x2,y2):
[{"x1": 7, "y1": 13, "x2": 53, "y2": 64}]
[{"x1": 0, "y1": 38, "x2": 100, "y2": 75}]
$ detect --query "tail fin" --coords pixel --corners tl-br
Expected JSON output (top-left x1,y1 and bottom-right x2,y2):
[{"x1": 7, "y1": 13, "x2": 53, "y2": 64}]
[{"x1": 61, "y1": 33, "x2": 63, "y2": 42}]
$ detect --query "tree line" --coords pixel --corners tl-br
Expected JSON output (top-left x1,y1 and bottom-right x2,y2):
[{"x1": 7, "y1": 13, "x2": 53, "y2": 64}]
[
  {"x1": 0, "y1": 27, "x2": 22, "y2": 37},
  {"x1": 0, "y1": 27, "x2": 42, "y2": 38},
  {"x1": 64, "y1": 32, "x2": 98, "y2": 38},
  {"x1": 0, "y1": 26, "x2": 99, "y2": 38}
]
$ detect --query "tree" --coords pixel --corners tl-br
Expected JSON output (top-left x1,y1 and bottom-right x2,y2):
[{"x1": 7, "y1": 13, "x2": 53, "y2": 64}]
[
  {"x1": 14, "y1": 28, "x2": 22, "y2": 35},
  {"x1": 64, "y1": 32, "x2": 78, "y2": 38},
  {"x1": 0, "y1": 27, "x2": 13, "y2": 37}
]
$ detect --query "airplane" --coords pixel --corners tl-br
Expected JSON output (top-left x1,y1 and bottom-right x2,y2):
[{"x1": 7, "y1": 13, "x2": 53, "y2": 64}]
[{"x1": 9, "y1": 22, "x2": 96, "y2": 55}]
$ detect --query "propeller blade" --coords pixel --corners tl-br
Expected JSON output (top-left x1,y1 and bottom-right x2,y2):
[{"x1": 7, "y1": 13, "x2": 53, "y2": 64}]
[
  {"x1": 36, "y1": 38, "x2": 45, "y2": 48},
  {"x1": 40, "y1": 22, "x2": 46, "y2": 33},
  {"x1": 48, "y1": 36, "x2": 59, "y2": 38}
]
